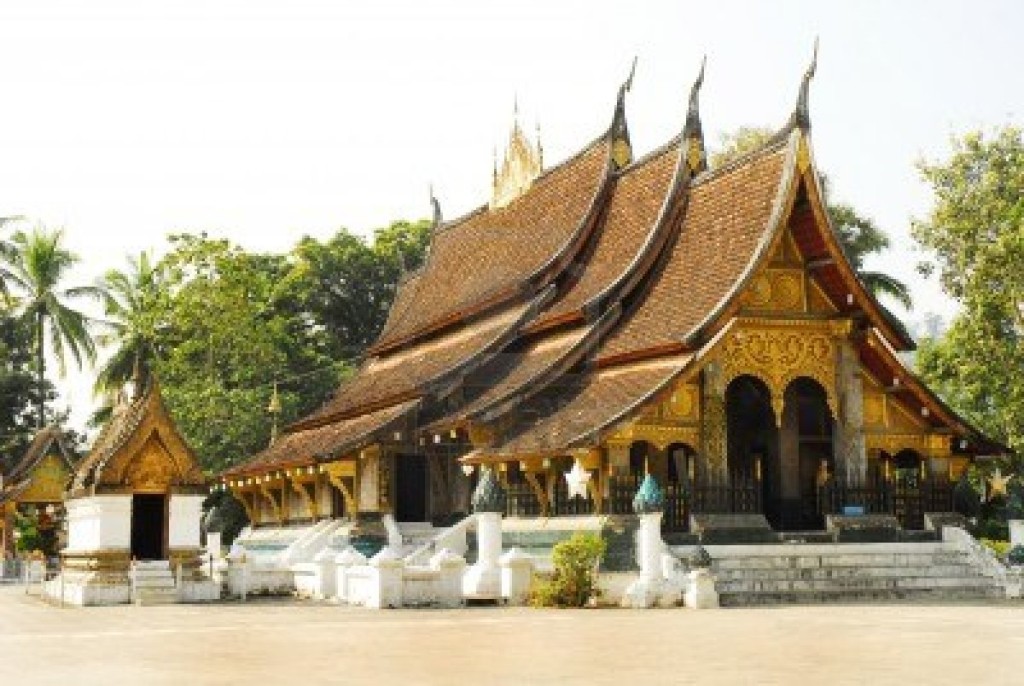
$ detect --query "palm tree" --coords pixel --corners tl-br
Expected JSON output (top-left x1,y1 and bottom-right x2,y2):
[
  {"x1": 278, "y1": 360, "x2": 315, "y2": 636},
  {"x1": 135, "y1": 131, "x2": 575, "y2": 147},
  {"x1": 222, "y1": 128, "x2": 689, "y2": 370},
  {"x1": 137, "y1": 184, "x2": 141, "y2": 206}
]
[
  {"x1": 94, "y1": 251, "x2": 162, "y2": 398},
  {"x1": 0, "y1": 216, "x2": 25, "y2": 304},
  {"x1": 2, "y1": 226, "x2": 101, "y2": 427}
]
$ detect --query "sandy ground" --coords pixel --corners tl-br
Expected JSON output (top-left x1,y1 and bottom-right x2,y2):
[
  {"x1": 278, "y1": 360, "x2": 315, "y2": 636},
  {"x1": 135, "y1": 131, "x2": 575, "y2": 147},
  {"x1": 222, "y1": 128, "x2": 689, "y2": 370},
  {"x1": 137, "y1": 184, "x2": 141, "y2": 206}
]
[{"x1": 1, "y1": 585, "x2": 1022, "y2": 685}]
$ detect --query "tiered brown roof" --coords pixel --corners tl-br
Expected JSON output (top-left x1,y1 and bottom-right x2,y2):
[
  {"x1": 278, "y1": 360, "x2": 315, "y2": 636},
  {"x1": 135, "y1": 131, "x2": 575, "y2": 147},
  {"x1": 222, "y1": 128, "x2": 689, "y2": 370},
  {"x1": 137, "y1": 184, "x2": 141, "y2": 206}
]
[
  {"x1": 223, "y1": 399, "x2": 420, "y2": 477},
  {"x1": 372, "y1": 138, "x2": 612, "y2": 352},
  {"x1": 597, "y1": 138, "x2": 791, "y2": 363},
  {"x1": 226, "y1": 62, "x2": 1004, "y2": 481}
]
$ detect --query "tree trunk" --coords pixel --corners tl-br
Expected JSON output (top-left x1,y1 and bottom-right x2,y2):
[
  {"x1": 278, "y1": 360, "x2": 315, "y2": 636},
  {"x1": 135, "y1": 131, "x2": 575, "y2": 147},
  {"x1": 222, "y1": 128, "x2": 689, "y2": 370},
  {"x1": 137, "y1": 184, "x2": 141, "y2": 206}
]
[{"x1": 36, "y1": 313, "x2": 44, "y2": 429}]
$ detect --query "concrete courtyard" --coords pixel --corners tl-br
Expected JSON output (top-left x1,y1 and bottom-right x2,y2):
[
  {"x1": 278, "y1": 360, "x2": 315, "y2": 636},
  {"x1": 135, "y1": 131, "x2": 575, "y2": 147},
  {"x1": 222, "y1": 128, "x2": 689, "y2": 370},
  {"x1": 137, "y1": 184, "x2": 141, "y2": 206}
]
[{"x1": 1, "y1": 585, "x2": 1021, "y2": 685}]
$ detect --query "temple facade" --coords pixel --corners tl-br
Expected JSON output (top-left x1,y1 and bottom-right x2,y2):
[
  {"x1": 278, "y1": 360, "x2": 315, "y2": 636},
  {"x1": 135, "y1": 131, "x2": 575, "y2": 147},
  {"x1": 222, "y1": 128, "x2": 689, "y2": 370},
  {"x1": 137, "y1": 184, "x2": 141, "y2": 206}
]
[{"x1": 220, "y1": 60, "x2": 1003, "y2": 539}]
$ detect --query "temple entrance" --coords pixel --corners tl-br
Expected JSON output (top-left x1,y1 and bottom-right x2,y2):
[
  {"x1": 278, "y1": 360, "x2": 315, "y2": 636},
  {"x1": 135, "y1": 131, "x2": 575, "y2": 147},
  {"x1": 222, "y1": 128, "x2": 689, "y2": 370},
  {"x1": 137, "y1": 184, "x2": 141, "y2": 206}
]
[
  {"x1": 394, "y1": 455, "x2": 427, "y2": 522},
  {"x1": 726, "y1": 375, "x2": 779, "y2": 525},
  {"x1": 781, "y1": 377, "x2": 834, "y2": 530},
  {"x1": 130, "y1": 494, "x2": 166, "y2": 561}
]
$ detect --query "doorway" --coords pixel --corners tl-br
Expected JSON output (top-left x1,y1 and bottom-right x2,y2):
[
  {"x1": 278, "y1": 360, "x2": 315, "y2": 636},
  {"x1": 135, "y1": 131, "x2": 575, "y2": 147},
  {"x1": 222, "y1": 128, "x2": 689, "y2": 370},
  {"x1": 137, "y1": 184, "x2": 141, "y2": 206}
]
[
  {"x1": 726, "y1": 375, "x2": 779, "y2": 524},
  {"x1": 130, "y1": 494, "x2": 166, "y2": 560},
  {"x1": 394, "y1": 455, "x2": 428, "y2": 522}
]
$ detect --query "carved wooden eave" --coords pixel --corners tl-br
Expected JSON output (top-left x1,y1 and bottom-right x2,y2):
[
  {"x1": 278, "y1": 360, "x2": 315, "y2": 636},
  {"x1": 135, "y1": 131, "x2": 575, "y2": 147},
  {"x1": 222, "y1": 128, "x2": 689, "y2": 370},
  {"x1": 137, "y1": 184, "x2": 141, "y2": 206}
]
[{"x1": 69, "y1": 380, "x2": 206, "y2": 498}]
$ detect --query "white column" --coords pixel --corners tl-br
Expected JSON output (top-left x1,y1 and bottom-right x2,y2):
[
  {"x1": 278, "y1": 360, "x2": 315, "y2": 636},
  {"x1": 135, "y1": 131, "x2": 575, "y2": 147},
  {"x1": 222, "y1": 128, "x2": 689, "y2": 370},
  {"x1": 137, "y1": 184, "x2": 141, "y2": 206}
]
[{"x1": 463, "y1": 511, "x2": 502, "y2": 599}]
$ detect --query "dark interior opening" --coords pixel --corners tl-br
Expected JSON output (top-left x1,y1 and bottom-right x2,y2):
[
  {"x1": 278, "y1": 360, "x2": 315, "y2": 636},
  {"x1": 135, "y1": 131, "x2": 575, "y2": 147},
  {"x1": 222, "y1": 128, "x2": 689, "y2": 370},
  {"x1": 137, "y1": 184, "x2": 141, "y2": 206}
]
[
  {"x1": 131, "y1": 494, "x2": 166, "y2": 561},
  {"x1": 394, "y1": 455, "x2": 427, "y2": 522}
]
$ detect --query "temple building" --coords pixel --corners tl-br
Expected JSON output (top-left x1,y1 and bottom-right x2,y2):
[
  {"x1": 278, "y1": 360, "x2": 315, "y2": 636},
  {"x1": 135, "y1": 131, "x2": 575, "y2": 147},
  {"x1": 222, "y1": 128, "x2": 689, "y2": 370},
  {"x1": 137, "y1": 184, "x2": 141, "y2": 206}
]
[
  {"x1": 220, "y1": 57, "x2": 1004, "y2": 542},
  {"x1": 0, "y1": 427, "x2": 76, "y2": 559}
]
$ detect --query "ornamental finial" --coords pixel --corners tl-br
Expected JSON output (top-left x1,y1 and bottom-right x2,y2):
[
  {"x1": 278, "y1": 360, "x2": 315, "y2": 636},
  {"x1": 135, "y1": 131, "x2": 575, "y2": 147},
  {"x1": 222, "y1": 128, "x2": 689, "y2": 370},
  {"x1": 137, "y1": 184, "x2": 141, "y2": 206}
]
[
  {"x1": 632, "y1": 473, "x2": 664, "y2": 514},
  {"x1": 429, "y1": 183, "x2": 442, "y2": 229},
  {"x1": 471, "y1": 466, "x2": 506, "y2": 514},
  {"x1": 790, "y1": 38, "x2": 819, "y2": 130}
]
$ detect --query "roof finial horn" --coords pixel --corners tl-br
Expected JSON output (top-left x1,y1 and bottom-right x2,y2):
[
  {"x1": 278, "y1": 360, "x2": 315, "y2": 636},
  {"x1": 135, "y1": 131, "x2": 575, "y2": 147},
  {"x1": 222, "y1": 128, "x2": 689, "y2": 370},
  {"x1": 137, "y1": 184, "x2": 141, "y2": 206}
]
[
  {"x1": 683, "y1": 55, "x2": 708, "y2": 174},
  {"x1": 791, "y1": 37, "x2": 819, "y2": 130},
  {"x1": 429, "y1": 183, "x2": 443, "y2": 229}
]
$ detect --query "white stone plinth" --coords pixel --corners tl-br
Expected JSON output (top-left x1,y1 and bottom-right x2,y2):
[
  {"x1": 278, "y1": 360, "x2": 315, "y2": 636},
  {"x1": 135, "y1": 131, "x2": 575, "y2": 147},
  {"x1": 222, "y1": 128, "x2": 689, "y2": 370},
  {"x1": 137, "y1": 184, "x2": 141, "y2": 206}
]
[
  {"x1": 463, "y1": 511, "x2": 502, "y2": 600},
  {"x1": 621, "y1": 512, "x2": 681, "y2": 608},
  {"x1": 65, "y1": 496, "x2": 132, "y2": 552},
  {"x1": 499, "y1": 548, "x2": 534, "y2": 606},
  {"x1": 335, "y1": 546, "x2": 368, "y2": 604},
  {"x1": 1010, "y1": 520, "x2": 1024, "y2": 549},
  {"x1": 430, "y1": 548, "x2": 467, "y2": 608},
  {"x1": 684, "y1": 569, "x2": 719, "y2": 609},
  {"x1": 168, "y1": 495, "x2": 204, "y2": 549},
  {"x1": 367, "y1": 547, "x2": 404, "y2": 609}
]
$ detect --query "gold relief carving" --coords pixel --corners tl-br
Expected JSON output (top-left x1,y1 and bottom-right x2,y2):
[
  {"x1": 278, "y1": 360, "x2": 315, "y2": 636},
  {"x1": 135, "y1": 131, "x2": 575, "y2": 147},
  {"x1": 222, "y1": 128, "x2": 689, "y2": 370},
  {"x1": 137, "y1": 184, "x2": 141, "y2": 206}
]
[
  {"x1": 715, "y1": 323, "x2": 838, "y2": 421},
  {"x1": 926, "y1": 434, "x2": 952, "y2": 458},
  {"x1": 467, "y1": 423, "x2": 497, "y2": 449},
  {"x1": 863, "y1": 394, "x2": 885, "y2": 427},
  {"x1": 663, "y1": 384, "x2": 699, "y2": 420},
  {"x1": 797, "y1": 136, "x2": 811, "y2": 173},
  {"x1": 686, "y1": 137, "x2": 703, "y2": 172},
  {"x1": 123, "y1": 436, "x2": 176, "y2": 492},
  {"x1": 612, "y1": 138, "x2": 632, "y2": 169},
  {"x1": 744, "y1": 269, "x2": 805, "y2": 313},
  {"x1": 605, "y1": 422, "x2": 700, "y2": 452},
  {"x1": 701, "y1": 393, "x2": 728, "y2": 469},
  {"x1": 864, "y1": 432, "x2": 925, "y2": 455},
  {"x1": 18, "y1": 454, "x2": 69, "y2": 503},
  {"x1": 807, "y1": 281, "x2": 837, "y2": 314}
]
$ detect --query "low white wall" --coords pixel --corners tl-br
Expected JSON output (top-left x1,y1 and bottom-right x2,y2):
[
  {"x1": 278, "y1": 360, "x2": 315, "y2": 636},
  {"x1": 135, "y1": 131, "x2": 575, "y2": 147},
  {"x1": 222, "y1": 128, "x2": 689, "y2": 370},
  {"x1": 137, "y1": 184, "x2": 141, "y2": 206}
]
[
  {"x1": 168, "y1": 495, "x2": 204, "y2": 549},
  {"x1": 65, "y1": 496, "x2": 132, "y2": 552}
]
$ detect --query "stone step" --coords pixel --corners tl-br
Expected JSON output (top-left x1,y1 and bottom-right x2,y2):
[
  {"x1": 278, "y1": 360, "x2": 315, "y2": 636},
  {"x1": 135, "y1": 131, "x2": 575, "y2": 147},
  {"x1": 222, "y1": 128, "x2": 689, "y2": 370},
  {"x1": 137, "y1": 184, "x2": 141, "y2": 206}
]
[
  {"x1": 719, "y1": 584, "x2": 1005, "y2": 606},
  {"x1": 133, "y1": 587, "x2": 179, "y2": 606},
  {"x1": 714, "y1": 564, "x2": 986, "y2": 582},
  {"x1": 716, "y1": 575, "x2": 999, "y2": 594},
  {"x1": 708, "y1": 553, "x2": 969, "y2": 570}
]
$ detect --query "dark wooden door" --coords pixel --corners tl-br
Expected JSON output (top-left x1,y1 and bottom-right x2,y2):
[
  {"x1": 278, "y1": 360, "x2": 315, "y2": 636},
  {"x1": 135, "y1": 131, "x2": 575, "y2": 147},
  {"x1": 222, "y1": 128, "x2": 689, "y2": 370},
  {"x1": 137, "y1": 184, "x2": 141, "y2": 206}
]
[
  {"x1": 394, "y1": 455, "x2": 427, "y2": 522},
  {"x1": 131, "y1": 494, "x2": 166, "y2": 560}
]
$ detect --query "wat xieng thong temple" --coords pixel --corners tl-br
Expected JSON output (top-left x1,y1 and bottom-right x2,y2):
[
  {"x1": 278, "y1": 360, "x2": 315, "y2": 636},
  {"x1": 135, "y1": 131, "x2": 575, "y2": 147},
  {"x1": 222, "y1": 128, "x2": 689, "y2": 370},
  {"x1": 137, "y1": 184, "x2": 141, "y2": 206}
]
[{"x1": 219, "y1": 57, "x2": 1004, "y2": 544}]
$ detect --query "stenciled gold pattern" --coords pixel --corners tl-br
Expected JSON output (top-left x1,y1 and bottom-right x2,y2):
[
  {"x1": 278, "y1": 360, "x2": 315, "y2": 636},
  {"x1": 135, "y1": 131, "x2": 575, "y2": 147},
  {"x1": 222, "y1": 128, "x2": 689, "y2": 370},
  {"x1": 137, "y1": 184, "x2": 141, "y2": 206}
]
[{"x1": 713, "y1": 320, "x2": 840, "y2": 422}]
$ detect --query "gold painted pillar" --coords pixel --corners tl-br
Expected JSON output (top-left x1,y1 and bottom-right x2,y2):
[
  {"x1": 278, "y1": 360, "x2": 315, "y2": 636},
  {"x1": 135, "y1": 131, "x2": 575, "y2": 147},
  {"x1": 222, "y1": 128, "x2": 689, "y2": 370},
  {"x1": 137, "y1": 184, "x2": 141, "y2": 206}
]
[
  {"x1": 700, "y1": 364, "x2": 728, "y2": 483},
  {"x1": 834, "y1": 339, "x2": 867, "y2": 483}
]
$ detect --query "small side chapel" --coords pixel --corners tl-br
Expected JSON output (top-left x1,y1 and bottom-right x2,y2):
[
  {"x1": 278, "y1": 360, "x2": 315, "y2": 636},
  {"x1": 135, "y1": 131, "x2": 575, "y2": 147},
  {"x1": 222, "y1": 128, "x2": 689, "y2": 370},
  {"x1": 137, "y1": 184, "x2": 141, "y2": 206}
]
[{"x1": 54, "y1": 379, "x2": 213, "y2": 605}]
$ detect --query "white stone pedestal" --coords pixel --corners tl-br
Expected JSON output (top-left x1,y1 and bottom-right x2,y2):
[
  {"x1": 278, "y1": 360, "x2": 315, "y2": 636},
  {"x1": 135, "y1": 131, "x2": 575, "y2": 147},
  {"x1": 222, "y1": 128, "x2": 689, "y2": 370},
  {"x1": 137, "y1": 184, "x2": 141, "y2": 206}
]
[
  {"x1": 1009, "y1": 520, "x2": 1024, "y2": 549},
  {"x1": 499, "y1": 548, "x2": 534, "y2": 605},
  {"x1": 430, "y1": 548, "x2": 467, "y2": 608},
  {"x1": 367, "y1": 547, "x2": 404, "y2": 609},
  {"x1": 683, "y1": 569, "x2": 719, "y2": 609},
  {"x1": 621, "y1": 512, "x2": 681, "y2": 608},
  {"x1": 463, "y1": 511, "x2": 502, "y2": 600}
]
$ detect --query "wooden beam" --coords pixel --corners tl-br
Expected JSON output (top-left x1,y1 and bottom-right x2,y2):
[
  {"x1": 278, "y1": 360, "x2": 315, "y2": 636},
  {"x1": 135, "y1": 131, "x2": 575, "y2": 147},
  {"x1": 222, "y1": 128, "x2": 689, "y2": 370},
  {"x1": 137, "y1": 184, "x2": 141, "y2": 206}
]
[{"x1": 806, "y1": 257, "x2": 835, "y2": 270}]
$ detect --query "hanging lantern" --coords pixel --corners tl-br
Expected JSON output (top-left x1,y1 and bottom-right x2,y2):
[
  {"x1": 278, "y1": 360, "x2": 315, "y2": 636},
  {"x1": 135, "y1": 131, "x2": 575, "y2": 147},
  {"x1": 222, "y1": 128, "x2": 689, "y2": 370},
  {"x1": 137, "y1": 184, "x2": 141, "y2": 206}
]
[
  {"x1": 461, "y1": 464, "x2": 475, "y2": 477},
  {"x1": 565, "y1": 459, "x2": 592, "y2": 500}
]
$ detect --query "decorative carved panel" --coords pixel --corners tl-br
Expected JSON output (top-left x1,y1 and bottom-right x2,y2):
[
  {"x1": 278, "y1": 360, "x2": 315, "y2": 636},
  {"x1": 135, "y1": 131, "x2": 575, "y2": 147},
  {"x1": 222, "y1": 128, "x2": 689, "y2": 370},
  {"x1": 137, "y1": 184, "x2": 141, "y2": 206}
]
[
  {"x1": 713, "y1": 319, "x2": 841, "y2": 421},
  {"x1": 123, "y1": 435, "x2": 177, "y2": 492},
  {"x1": 17, "y1": 455, "x2": 69, "y2": 503},
  {"x1": 744, "y1": 269, "x2": 805, "y2": 313}
]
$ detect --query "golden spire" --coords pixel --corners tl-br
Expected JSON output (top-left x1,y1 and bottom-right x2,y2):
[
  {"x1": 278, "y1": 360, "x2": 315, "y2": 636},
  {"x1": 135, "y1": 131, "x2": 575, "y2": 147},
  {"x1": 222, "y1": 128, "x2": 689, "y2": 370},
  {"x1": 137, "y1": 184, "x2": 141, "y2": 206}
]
[{"x1": 267, "y1": 382, "x2": 282, "y2": 445}]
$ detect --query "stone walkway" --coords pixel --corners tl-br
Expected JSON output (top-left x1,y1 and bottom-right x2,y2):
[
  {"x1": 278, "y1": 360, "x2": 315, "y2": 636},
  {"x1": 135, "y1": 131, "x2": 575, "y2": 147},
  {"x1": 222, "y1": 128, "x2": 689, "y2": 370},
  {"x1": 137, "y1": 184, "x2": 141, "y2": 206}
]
[{"x1": 1, "y1": 586, "x2": 1021, "y2": 685}]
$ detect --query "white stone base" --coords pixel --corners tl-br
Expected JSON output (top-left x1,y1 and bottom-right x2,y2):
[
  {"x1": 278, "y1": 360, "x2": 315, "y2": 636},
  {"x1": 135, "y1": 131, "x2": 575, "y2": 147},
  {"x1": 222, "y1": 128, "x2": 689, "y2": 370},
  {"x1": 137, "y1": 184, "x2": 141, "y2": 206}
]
[
  {"x1": 620, "y1": 577, "x2": 682, "y2": 609},
  {"x1": 45, "y1": 570, "x2": 132, "y2": 606},
  {"x1": 462, "y1": 563, "x2": 501, "y2": 600},
  {"x1": 683, "y1": 569, "x2": 719, "y2": 609}
]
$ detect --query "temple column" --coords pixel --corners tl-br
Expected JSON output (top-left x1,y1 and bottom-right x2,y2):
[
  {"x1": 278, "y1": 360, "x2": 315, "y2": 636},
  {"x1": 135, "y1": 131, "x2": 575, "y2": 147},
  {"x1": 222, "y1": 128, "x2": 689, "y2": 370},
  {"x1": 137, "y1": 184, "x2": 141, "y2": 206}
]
[
  {"x1": 700, "y1": 364, "x2": 728, "y2": 483},
  {"x1": 834, "y1": 340, "x2": 866, "y2": 483}
]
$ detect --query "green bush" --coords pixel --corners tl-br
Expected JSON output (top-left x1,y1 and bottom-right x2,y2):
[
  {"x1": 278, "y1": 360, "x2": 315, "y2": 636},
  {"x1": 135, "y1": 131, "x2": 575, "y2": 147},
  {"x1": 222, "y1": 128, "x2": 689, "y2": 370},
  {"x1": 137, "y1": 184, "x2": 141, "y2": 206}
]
[
  {"x1": 980, "y1": 538, "x2": 1011, "y2": 559},
  {"x1": 1008, "y1": 546, "x2": 1024, "y2": 566},
  {"x1": 530, "y1": 532, "x2": 607, "y2": 608}
]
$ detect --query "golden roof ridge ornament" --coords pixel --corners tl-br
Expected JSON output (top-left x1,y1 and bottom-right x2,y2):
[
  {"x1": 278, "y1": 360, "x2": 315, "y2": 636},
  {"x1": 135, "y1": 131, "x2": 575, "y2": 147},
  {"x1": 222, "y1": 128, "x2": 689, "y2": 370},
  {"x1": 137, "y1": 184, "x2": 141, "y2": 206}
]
[
  {"x1": 491, "y1": 97, "x2": 543, "y2": 209},
  {"x1": 789, "y1": 37, "x2": 819, "y2": 131},
  {"x1": 684, "y1": 55, "x2": 708, "y2": 174},
  {"x1": 610, "y1": 56, "x2": 637, "y2": 170}
]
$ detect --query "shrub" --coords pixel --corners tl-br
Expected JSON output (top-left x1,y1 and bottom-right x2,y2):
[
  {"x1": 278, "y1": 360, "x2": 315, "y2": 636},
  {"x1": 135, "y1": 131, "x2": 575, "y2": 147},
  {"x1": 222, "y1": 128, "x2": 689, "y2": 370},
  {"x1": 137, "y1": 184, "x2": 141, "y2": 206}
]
[
  {"x1": 1008, "y1": 545, "x2": 1024, "y2": 566},
  {"x1": 980, "y1": 538, "x2": 1011, "y2": 559},
  {"x1": 530, "y1": 532, "x2": 607, "y2": 608}
]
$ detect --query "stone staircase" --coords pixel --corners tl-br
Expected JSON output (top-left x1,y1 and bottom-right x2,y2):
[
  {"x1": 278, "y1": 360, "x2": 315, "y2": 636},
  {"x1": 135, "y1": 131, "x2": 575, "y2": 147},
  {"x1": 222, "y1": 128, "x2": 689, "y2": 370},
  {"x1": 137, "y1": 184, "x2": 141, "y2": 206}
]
[
  {"x1": 131, "y1": 561, "x2": 179, "y2": 606},
  {"x1": 396, "y1": 522, "x2": 441, "y2": 558},
  {"x1": 681, "y1": 541, "x2": 1005, "y2": 606}
]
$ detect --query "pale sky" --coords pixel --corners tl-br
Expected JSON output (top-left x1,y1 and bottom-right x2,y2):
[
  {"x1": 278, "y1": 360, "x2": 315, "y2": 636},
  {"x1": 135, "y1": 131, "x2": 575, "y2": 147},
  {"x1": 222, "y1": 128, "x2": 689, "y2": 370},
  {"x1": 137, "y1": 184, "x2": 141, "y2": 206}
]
[{"x1": 0, "y1": 0, "x2": 1019, "y2": 435}]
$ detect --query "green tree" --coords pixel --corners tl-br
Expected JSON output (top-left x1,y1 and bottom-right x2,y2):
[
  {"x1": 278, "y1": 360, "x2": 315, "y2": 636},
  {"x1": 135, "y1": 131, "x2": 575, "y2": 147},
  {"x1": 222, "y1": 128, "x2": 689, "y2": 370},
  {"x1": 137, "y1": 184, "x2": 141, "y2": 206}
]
[
  {"x1": 913, "y1": 126, "x2": 1024, "y2": 452},
  {"x1": 150, "y1": 234, "x2": 337, "y2": 472},
  {"x1": 712, "y1": 127, "x2": 912, "y2": 309},
  {"x1": 0, "y1": 311, "x2": 54, "y2": 464},
  {"x1": 1, "y1": 227, "x2": 99, "y2": 427},
  {"x1": 94, "y1": 251, "x2": 162, "y2": 397}
]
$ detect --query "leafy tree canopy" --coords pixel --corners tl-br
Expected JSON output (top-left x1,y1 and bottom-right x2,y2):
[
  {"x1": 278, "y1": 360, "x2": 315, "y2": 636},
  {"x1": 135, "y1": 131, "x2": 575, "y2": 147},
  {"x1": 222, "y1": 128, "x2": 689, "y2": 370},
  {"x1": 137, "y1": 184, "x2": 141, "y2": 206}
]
[{"x1": 913, "y1": 126, "x2": 1024, "y2": 452}]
